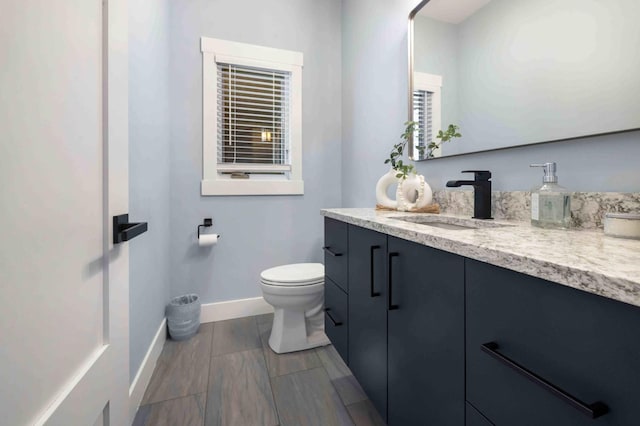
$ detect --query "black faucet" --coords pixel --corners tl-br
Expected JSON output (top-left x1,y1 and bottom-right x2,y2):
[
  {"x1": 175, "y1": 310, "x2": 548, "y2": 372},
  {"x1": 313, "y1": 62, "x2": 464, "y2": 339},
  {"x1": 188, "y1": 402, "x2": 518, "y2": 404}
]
[{"x1": 446, "y1": 170, "x2": 492, "y2": 219}]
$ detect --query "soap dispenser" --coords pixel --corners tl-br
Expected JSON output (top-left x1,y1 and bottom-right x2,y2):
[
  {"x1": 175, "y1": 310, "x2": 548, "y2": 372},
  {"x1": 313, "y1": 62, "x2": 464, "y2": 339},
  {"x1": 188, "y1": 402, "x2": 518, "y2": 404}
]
[{"x1": 529, "y1": 162, "x2": 571, "y2": 229}]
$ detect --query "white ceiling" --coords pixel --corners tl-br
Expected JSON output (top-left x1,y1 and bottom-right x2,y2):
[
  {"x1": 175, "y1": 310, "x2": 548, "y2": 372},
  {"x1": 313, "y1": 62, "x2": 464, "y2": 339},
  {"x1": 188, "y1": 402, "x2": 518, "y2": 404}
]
[{"x1": 417, "y1": 0, "x2": 492, "y2": 24}]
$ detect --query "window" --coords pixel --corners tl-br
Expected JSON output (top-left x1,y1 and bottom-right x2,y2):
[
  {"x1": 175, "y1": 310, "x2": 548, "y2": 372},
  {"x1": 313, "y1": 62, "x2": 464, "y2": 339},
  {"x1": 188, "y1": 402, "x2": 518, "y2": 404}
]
[
  {"x1": 413, "y1": 72, "x2": 442, "y2": 159},
  {"x1": 201, "y1": 37, "x2": 304, "y2": 195},
  {"x1": 413, "y1": 90, "x2": 433, "y2": 154}
]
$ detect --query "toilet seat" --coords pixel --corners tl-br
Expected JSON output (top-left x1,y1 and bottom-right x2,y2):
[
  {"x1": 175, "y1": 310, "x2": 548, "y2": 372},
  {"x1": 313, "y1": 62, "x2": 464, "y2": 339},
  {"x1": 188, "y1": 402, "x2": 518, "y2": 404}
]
[
  {"x1": 261, "y1": 278, "x2": 323, "y2": 287},
  {"x1": 260, "y1": 263, "x2": 324, "y2": 287}
]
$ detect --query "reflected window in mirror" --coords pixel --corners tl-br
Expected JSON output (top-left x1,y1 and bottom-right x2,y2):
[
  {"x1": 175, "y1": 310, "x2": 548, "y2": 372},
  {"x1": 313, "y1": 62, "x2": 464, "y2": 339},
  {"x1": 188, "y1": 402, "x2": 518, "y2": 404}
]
[{"x1": 413, "y1": 72, "x2": 442, "y2": 159}]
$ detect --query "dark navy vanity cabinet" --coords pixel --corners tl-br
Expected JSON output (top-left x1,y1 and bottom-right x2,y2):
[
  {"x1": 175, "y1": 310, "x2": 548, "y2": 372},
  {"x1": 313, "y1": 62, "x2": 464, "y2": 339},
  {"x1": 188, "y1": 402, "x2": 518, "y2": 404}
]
[
  {"x1": 324, "y1": 275, "x2": 348, "y2": 364},
  {"x1": 325, "y1": 219, "x2": 464, "y2": 425},
  {"x1": 466, "y1": 403, "x2": 493, "y2": 426},
  {"x1": 387, "y1": 235, "x2": 464, "y2": 425},
  {"x1": 323, "y1": 218, "x2": 349, "y2": 362},
  {"x1": 348, "y1": 225, "x2": 389, "y2": 420},
  {"x1": 323, "y1": 218, "x2": 348, "y2": 292},
  {"x1": 324, "y1": 217, "x2": 640, "y2": 426},
  {"x1": 466, "y1": 259, "x2": 640, "y2": 426}
]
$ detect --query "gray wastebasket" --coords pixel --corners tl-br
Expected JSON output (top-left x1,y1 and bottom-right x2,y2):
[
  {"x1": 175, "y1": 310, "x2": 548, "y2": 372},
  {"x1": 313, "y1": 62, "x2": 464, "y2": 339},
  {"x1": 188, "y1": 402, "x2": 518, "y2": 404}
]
[{"x1": 166, "y1": 294, "x2": 201, "y2": 341}]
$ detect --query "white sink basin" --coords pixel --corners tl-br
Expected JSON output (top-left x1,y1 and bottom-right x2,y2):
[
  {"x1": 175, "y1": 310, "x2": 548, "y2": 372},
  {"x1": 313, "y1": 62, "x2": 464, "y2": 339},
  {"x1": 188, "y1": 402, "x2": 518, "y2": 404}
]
[{"x1": 390, "y1": 215, "x2": 513, "y2": 230}]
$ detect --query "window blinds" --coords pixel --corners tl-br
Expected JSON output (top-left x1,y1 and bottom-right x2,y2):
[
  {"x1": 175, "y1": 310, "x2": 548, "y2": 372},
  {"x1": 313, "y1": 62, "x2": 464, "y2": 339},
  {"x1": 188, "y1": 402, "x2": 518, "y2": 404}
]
[
  {"x1": 413, "y1": 90, "x2": 433, "y2": 155},
  {"x1": 217, "y1": 63, "x2": 291, "y2": 172}
]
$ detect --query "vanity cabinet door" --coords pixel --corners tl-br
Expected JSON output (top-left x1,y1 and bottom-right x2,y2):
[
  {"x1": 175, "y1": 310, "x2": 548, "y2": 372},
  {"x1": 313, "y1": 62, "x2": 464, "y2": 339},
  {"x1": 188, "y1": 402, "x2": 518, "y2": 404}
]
[
  {"x1": 324, "y1": 217, "x2": 348, "y2": 292},
  {"x1": 466, "y1": 402, "x2": 493, "y2": 426},
  {"x1": 466, "y1": 259, "x2": 640, "y2": 426},
  {"x1": 324, "y1": 276, "x2": 348, "y2": 363},
  {"x1": 387, "y1": 236, "x2": 465, "y2": 426},
  {"x1": 348, "y1": 225, "x2": 388, "y2": 421}
]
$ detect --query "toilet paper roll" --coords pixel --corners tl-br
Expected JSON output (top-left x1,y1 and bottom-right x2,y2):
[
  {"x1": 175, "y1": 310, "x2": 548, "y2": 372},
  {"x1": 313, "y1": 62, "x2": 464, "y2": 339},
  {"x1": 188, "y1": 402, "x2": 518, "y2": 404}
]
[{"x1": 198, "y1": 233, "x2": 219, "y2": 247}]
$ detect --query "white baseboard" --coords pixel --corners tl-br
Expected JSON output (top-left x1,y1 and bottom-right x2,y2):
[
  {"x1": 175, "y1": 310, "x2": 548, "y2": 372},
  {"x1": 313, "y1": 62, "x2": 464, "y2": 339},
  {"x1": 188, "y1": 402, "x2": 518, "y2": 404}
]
[
  {"x1": 200, "y1": 296, "x2": 273, "y2": 323},
  {"x1": 129, "y1": 318, "x2": 167, "y2": 423}
]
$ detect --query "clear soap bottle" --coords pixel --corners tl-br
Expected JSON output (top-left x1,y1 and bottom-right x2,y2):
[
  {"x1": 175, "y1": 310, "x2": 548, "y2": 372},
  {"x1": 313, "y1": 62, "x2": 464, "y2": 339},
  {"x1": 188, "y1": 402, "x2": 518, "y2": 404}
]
[{"x1": 530, "y1": 163, "x2": 571, "y2": 229}]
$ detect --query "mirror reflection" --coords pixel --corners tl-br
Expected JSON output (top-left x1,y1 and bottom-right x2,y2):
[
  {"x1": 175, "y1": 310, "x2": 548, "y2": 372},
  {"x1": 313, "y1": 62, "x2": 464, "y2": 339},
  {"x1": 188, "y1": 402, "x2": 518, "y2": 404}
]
[{"x1": 410, "y1": 0, "x2": 640, "y2": 160}]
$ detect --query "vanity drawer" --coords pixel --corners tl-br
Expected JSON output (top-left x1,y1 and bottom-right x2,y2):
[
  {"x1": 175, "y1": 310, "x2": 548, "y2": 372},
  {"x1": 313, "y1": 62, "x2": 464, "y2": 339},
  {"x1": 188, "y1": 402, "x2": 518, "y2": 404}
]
[
  {"x1": 466, "y1": 259, "x2": 640, "y2": 426},
  {"x1": 324, "y1": 217, "x2": 348, "y2": 292},
  {"x1": 325, "y1": 276, "x2": 348, "y2": 363}
]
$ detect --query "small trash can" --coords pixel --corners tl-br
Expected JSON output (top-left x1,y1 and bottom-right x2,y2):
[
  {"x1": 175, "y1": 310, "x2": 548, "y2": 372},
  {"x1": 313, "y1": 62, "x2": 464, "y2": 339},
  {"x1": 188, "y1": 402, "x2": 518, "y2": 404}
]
[{"x1": 166, "y1": 294, "x2": 201, "y2": 341}]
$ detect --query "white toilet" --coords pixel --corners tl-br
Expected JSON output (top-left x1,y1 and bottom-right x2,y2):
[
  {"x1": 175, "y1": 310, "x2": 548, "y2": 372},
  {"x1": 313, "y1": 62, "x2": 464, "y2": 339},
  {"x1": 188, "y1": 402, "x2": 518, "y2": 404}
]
[{"x1": 260, "y1": 263, "x2": 331, "y2": 354}]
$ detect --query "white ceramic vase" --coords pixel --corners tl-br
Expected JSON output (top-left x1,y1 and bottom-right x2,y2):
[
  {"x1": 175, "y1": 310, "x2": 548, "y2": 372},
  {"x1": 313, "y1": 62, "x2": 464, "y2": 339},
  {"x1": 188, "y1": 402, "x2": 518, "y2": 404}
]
[
  {"x1": 396, "y1": 173, "x2": 433, "y2": 211},
  {"x1": 375, "y1": 169, "x2": 400, "y2": 209},
  {"x1": 375, "y1": 169, "x2": 433, "y2": 211}
]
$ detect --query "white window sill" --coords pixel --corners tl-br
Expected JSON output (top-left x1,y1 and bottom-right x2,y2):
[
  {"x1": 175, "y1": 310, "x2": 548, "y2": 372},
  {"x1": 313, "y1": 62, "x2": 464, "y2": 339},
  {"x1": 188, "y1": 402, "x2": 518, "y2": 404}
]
[{"x1": 201, "y1": 179, "x2": 304, "y2": 196}]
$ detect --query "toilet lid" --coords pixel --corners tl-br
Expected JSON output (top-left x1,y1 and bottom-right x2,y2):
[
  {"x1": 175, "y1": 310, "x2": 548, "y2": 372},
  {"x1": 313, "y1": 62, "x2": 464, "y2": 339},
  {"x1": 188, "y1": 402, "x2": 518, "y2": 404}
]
[{"x1": 260, "y1": 263, "x2": 324, "y2": 286}]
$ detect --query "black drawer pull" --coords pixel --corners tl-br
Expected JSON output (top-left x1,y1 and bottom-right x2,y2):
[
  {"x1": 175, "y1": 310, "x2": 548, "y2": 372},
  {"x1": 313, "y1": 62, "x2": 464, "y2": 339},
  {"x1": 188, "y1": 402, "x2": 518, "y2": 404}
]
[
  {"x1": 388, "y1": 252, "x2": 399, "y2": 310},
  {"x1": 322, "y1": 246, "x2": 343, "y2": 257},
  {"x1": 481, "y1": 342, "x2": 608, "y2": 419},
  {"x1": 324, "y1": 308, "x2": 343, "y2": 326},
  {"x1": 370, "y1": 245, "x2": 381, "y2": 297}
]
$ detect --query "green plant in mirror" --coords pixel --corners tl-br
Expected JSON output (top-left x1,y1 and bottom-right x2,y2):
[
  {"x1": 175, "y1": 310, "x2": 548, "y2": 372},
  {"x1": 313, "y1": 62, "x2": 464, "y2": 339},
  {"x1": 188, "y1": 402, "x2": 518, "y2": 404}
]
[
  {"x1": 385, "y1": 121, "x2": 424, "y2": 179},
  {"x1": 425, "y1": 124, "x2": 462, "y2": 159}
]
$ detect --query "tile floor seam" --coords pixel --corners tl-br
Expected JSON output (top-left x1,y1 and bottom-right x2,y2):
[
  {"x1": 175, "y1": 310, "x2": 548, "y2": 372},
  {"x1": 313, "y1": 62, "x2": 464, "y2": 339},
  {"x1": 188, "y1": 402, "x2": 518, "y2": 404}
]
[
  {"x1": 320, "y1": 362, "x2": 359, "y2": 425},
  {"x1": 141, "y1": 329, "x2": 213, "y2": 406},
  {"x1": 323, "y1": 365, "x2": 353, "y2": 409},
  {"x1": 202, "y1": 322, "x2": 216, "y2": 424},
  {"x1": 344, "y1": 404, "x2": 358, "y2": 426},
  {"x1": 271, "y1": 364, "x2": 356, "y2": 426},
  {"x1": 138, "y1": 392, "x2": 207, "y2": 409},
  {"x1": 269, "y1": 365, "x2": 327, "y2": 381},
  {"x1": 208, "y1": 345, "x2": 266, "y2": 360},
  {"x1": 257, "y1": 315, "x2": 283, "y2": 426}
]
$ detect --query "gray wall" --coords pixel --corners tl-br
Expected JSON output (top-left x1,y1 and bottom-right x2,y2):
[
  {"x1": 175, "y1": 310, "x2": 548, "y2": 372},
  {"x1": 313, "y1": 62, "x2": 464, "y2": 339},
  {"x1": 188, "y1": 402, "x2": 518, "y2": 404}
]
[
  {"x1": 414, "y1": 15, "x2": 458, "y2": 128},
  {"x1": 168, "y1": 0, "x2": 342, "y2": 302},
  {"x1": 342, "y1": 0, "x2": 640, "y2": 209},
  {"x1": 129, "y1": 0, "x2": 171, "y2": 383},
  {"x1": 452, "y1": 0, "x2": 640, "y2": 155},
  {"x1": 342, "y1": 0, "x2": 410, "y2": 207}
]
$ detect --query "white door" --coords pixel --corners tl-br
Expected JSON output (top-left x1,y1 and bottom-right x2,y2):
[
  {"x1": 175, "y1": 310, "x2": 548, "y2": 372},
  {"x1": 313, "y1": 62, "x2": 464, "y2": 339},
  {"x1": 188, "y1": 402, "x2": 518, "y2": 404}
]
[{"x1": 0, "y1": 0, "x2": 130, "y2": 425}]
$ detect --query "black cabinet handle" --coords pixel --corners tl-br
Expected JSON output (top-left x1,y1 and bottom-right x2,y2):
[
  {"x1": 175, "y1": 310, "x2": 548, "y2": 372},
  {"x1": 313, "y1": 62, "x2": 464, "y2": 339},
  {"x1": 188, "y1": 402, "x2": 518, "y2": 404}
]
[
  {"x1": 481, "y1": 342, "x2": 608, "y2": 419},
  {"x1": 324, "y1": 308, "x2": 343, "y2": 326},
  {"x1": 322, "y1": 246, "x2": 343, "y2": 257},
  {"x1": 370, "y1": 245, "x2": 381, "y2": 297},
  {"x1": 388, "y1": 252, "x2": 399, "y2": 310}
]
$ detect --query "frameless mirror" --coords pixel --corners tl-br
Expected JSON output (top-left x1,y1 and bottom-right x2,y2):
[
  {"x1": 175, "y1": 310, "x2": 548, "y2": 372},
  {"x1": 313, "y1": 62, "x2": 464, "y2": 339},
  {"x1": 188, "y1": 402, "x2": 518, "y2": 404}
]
[{"x1": 408, "y1": 0, "x2": 640, "y2": 160}]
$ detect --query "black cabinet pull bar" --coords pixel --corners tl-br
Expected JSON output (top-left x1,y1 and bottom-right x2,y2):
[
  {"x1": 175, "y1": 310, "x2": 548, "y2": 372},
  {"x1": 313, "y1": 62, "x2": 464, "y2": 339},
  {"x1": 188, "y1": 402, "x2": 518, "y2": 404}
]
[
  {"x1": 388, "y1": 252, "x2": 399, "y2": 310},
  {"x1": 481, "y1": 342, "x2": 608, "y2": 419},
  {"x1": 322, "y1": 246, "x2": 342, "y2": 257},
  {"x1": 370, "y1": 245, "x2": 381, "y2": 297},
  {"x1": 324, "y1": 308, "x2": 343, "y2": 326}
]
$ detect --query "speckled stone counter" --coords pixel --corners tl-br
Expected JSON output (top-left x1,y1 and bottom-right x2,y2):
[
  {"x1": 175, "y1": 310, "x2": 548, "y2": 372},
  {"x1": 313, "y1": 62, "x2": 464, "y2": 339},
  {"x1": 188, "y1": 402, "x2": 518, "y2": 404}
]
[{"x1": 321, "y1": 208, "x2": 640, "y2": 308}]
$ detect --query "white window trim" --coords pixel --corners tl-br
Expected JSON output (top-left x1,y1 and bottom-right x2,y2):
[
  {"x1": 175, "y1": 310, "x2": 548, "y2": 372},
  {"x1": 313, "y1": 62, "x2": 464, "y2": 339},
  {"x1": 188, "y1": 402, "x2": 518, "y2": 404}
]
[
  {"x1": 414, "y1": 72, "x2": 443, "y2": 158},
  {"x1": 201, "y1": 37, "x2": 304, "y2": 196}
]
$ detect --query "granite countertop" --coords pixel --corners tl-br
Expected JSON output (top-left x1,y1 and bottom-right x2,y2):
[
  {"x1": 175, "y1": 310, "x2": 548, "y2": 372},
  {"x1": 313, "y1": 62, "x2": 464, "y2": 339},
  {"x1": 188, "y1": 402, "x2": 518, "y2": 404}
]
[{"x1": 321, "y1": 208, "x2": 640, "y2": 308}]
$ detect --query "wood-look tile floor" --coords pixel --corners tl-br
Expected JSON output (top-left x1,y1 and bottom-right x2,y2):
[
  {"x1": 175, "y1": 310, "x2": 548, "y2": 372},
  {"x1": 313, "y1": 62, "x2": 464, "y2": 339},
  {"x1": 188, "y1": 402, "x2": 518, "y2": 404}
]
[{"x1": 134, "y1": 314, "x2": 386, "y2": 426}]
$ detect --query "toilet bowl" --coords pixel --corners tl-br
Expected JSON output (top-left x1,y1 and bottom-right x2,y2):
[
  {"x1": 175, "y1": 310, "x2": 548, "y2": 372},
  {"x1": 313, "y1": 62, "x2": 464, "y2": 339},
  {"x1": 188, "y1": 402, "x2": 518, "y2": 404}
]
[{"x1": 260, "y1": 263, "x2": 331, "y2": 354}]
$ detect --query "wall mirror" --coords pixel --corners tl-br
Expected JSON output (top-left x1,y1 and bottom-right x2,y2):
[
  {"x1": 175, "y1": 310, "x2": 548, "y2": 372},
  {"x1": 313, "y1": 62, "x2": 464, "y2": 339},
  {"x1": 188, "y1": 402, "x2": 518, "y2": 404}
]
[{"x1": 408, "y1": 0, "x2": 640, "y2": 160}]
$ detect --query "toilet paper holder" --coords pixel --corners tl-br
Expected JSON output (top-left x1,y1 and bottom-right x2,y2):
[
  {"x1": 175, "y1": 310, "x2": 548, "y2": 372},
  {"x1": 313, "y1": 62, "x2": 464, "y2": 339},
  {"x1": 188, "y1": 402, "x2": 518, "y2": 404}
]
[{"x1": 198, "y1": 218, "x2": 220, "y2": 239}]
